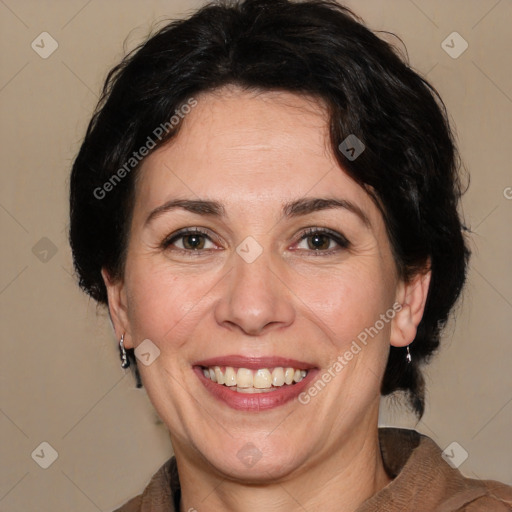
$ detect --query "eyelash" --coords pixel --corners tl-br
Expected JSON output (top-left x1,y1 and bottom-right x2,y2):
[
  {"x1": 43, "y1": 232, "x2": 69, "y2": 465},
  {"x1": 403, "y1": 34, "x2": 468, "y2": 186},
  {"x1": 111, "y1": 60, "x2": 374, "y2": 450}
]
[
  {"x1": 161, "y1": 228, "x2": 218, "y2": 255},
  {"x1": 160, "y1": 227, "x2": 350, "y2": 256},
  {"x1": 296, "y1": 227, "x2": 350, "y2": 255}
]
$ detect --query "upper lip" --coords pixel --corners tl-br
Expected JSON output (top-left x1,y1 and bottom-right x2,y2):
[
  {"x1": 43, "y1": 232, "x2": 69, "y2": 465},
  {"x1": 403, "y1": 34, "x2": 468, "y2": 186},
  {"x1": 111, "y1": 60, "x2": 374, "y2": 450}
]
[{"x1": 194, "y1": 355, "x2": 316, "y2": 370}]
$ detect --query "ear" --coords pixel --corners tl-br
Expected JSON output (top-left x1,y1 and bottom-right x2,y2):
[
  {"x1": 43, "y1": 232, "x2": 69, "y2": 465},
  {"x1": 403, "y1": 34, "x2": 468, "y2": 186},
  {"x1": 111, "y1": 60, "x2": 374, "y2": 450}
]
[
  {"x1": 390, "y1": 269, "x2": 431, "y2": 348},
  {"x1": 101, "y1": 268, "x2": 134, "y2": 349}
]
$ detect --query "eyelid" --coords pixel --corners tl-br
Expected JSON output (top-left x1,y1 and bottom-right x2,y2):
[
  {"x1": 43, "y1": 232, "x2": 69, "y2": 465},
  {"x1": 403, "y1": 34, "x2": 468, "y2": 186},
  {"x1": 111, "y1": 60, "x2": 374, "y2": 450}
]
[
  {"x1": 161, "y1": 227, "x2": 222, "y2": 250},
  {"x1": 161, "y1": 226, "x2": 350, "y2": 254},
  {"x1": 293, "y1": 227, "x2": 351, "y2": 251}
]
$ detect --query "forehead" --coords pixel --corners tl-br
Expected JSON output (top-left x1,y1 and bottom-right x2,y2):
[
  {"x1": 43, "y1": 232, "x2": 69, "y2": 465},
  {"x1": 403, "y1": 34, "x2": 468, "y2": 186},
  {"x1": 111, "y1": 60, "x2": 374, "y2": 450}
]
[{"x1": 134, "y1": 88, "x2": 376, "y2": 221}]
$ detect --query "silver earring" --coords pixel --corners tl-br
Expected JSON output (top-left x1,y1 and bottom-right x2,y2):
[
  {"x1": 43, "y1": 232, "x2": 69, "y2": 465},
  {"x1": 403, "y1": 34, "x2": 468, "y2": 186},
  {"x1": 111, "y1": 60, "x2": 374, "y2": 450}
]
[
  {"x1": 406, "y1": 345, "x2": 412, "y2": 363},
  {"x1": 119, "y1": 334, "x2": 130, "y2": 369}
]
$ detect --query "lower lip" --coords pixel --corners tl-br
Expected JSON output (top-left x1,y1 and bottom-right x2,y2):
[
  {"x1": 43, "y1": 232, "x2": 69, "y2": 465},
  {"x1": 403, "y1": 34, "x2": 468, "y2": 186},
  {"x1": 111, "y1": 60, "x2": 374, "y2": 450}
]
[{"x1": 194, "y1": 366, "x2": 319, "y2": 411}]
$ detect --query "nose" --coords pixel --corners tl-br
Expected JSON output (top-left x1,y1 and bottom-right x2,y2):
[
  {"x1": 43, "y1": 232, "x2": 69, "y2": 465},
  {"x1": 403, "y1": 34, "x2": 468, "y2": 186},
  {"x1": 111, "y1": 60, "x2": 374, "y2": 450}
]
[{"x1": 214, "y1": 248, "x2": 295, "y2": 336}]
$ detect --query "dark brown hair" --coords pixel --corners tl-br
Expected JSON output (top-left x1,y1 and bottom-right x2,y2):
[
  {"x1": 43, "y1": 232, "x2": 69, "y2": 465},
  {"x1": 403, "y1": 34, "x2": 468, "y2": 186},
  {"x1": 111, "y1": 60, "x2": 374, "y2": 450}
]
[{"x1": 69, "y1": 0, "x2": 470, "y2": 418}]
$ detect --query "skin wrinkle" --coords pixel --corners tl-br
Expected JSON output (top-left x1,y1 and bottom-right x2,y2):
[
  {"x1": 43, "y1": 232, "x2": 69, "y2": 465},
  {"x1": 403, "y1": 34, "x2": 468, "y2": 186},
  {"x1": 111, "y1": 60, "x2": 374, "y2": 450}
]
[
  {"x1": 103, "y1": 88, "x2": 430, "y2": 512},
  {"x1": 144, "y1": 197, "x2": 370, "y2": 230}
]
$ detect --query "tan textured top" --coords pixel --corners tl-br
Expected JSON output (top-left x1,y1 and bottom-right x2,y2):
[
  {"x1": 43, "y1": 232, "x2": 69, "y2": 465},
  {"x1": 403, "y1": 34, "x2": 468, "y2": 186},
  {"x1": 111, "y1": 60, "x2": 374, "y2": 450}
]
[{"x1": 113, "y1": 428, "x2": 512, "y2": 512}]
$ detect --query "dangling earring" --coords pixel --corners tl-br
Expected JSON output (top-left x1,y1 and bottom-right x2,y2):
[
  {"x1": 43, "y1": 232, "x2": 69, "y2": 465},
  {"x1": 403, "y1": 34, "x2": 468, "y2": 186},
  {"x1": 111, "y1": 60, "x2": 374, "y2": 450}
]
[
  {"x1": 406, "y1": 345, "x2": 412, "y2": 363},
  {"x1": 119, "y1": 334, "x2": 130, "y2": 369}
]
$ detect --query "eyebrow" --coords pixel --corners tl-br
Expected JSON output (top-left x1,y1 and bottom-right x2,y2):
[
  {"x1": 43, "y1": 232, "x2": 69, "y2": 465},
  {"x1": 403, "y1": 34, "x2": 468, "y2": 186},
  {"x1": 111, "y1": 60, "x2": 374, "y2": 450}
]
[
  {"x1": 145, "y1": 197, "x2": 370, "y2": 227},
  {"x1": 283, "y1": 197, "x2": 370, "y2": 227},
  {"x1": 145, "y1": 199, "x2": 225, "y2": 226}
]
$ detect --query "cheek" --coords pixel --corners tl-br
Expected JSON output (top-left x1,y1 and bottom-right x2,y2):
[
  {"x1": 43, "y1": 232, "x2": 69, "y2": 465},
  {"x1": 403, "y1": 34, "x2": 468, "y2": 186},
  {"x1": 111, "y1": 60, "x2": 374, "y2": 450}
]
[
  {"x1": 124, "y1": 259, "x2": 213, "y2": 344},
  {"x1": 292, "y1": 260, "x2": 395, "y2": 347}
]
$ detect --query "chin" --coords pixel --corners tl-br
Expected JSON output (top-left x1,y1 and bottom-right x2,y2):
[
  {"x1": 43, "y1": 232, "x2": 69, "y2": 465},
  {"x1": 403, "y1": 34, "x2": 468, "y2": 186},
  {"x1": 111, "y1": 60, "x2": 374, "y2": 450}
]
[
  {"x1": 213, "y1": 452, "x2": 301, "y2": 483},
  {"x1": 198, "y1": 435, "x2": 308, "y2": 483}
]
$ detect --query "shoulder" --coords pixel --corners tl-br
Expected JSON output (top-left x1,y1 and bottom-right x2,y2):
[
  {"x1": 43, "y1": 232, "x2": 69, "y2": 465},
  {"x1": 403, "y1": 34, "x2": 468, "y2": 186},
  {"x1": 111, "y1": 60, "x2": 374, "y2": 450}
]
[
  {"x1": 112, "y1": 495, "x2": 142, "y2": 512},
  {"x1": 436, "y1": 478, "x2": 512, "y2": 511},
  {"x1": 111, "y1": 457, "x2": 179, "y2": 512},
  {"x1": 365, "y1": 428, "x2": 512, "y2": 512}
]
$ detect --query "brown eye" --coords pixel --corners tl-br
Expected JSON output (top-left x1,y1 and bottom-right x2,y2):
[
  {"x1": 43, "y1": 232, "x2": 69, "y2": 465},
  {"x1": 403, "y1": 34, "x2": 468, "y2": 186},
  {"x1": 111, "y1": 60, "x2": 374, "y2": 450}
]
[
  {"x1": 295, "y1": 228, "x2": 350, "y2": 253},
  {"x1": 182, "y1": 233, "x2": 206, "y2": 250},
  {"x1": 306, "y1": 233, "x2": 331, "y2": 250},
  {"x1": 162, "y1": 228, "x2": 217, "y2": 252}
]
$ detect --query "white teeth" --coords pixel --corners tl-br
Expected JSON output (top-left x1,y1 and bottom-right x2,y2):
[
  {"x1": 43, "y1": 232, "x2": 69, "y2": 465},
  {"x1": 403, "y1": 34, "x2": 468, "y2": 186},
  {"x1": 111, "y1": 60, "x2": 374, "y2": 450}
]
[
  {"x1": 272, "y1": 367, "x2": 285, "y2": 386},
  {"x1": 284, "y1": 367, "x2": 295, "y2": 385},
  {"x1": 214, "y1": 366, "x2": 224, "y2": 385},
  {"x1": 253, "y1": 369, "x2": 272, "y2": 388},
  {"x1": 201, "y1": 365, "x2": 309, "y2": 391},
  {"x1": 224, "y1": 367, "x2": 237, "y2": 387},
  {"x1": 236, "y1": 368, "x2": 253, "y2": 388},
  {"x1": 235, "y1": 386, "x2": 274, "y2": 394}
]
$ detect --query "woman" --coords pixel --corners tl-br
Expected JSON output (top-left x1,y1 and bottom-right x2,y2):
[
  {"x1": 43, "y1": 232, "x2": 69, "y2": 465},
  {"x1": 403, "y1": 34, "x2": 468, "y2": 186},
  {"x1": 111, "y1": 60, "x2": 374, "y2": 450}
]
[{"x1": 69, "y1": 0, "x2": 512, "y2": 510}]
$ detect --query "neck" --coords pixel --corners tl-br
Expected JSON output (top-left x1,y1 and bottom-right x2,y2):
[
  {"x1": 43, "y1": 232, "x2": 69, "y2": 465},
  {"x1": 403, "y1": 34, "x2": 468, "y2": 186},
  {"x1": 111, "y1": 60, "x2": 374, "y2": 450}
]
[{"x1": 175, "y1": 423, "x2": 392, "y2": 512}]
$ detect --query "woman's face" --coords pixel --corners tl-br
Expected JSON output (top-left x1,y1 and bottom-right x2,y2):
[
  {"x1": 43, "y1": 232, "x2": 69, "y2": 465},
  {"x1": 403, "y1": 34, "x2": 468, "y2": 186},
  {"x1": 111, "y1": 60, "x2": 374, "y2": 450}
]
[{"x1": 105, "y1": 88, "x2": 414, "y2": 481}]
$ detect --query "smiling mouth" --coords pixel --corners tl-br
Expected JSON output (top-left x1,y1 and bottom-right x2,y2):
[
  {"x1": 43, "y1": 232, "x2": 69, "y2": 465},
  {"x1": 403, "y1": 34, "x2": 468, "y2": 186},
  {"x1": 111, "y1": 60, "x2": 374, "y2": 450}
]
[{"x1": 199, "y1": 365, "x2": 308, "y2": 393}]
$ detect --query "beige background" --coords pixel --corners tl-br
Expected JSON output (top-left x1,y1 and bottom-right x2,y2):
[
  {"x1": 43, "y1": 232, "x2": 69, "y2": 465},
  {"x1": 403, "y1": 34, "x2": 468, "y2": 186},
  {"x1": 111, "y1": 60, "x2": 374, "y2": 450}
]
[{"x1": 1, "y1": 0, "x2": 511, "y2": 510}]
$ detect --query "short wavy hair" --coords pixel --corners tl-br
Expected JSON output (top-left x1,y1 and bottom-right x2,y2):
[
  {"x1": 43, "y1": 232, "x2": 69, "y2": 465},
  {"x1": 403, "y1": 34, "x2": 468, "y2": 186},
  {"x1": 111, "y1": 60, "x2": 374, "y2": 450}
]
[{"x1": 69, "y1": 0, "x2": 470, "y2": 418}]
